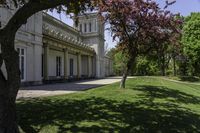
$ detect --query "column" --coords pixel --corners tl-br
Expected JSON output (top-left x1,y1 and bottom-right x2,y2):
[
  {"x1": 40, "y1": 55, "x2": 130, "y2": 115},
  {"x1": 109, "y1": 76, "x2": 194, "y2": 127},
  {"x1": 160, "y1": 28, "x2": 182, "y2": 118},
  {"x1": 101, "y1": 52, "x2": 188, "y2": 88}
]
[
  {"x1": 77, "y1": 52, "x2": 82, "y2": 78},
  {"x1": 96, "y1": 55, "x2": 101, "y2": 78},
  {"x1": 64, "y1": 48, "x2": 68, "y2": 79},
  {"x1": 88, "y1": 55, "x2": 92, "y2": 77},
  {"x1": 44, "y1": 44, "x2": 49, "y2": 80}
]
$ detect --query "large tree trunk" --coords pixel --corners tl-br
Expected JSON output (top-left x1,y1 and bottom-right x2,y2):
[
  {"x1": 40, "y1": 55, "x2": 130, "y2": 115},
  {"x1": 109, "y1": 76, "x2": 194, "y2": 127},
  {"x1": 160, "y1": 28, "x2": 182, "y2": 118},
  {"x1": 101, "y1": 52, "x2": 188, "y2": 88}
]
[
  {"x1": 0, "y1": 91, "x2": 19, "y2": 133},
  {"x1": 0, "y1": 35, "x2": 20, "y2": 133},
  {"x1": 0, "y1": 1, "x2": 94, "y2": 132}
]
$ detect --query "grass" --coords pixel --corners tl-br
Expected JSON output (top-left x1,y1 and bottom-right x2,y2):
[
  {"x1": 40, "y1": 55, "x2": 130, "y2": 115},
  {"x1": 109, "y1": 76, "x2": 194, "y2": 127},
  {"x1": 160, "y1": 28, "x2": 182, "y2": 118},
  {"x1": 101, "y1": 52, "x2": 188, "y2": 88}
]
[
  {"x1": 17, "y1": 77, "x2": 200, "y2": 133},
  {"x1": 167, "y1": 76, "x2": 200, "y2": 83}
]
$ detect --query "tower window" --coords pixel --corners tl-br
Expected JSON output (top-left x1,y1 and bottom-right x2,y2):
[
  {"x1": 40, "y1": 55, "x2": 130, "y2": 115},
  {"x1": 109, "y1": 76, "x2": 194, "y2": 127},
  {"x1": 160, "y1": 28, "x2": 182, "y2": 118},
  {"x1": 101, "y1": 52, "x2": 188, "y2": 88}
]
[
  {"x1": 84, "y1": 23, "x2": 87, "y2": 32},
  {"x1": 89, "y1": 23, "x2": 92, "y2": 32}
]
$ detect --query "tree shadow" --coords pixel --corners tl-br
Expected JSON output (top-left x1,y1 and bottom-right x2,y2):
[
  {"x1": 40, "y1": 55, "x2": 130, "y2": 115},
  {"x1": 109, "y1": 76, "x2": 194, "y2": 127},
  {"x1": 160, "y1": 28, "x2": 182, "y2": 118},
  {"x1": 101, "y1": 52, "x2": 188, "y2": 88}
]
[
  {"x1": 17, "y1": 95, "x2": 200, "y2": 133},
  {"x1": 134, "y1": 85, "x2": 200, "y2": 104},
  {"x1": 178, "y1": 76, "x2": 200, "y2": 82}
]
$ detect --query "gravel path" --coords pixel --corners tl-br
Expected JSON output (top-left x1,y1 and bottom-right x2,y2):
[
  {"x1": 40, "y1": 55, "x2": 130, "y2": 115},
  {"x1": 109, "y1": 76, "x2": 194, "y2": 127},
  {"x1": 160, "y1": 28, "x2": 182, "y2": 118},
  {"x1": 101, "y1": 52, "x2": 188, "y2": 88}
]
[{"x1": 17, "y1": 76, "x2": 132, "y2": 99}]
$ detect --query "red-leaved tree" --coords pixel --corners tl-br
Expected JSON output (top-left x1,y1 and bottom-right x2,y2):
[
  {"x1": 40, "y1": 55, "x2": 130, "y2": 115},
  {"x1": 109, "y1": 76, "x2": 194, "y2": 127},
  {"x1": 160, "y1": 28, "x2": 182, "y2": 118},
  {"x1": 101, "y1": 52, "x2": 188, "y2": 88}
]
[{"x1": 99, "y1": 0, "x2": 182, "y2": 88}]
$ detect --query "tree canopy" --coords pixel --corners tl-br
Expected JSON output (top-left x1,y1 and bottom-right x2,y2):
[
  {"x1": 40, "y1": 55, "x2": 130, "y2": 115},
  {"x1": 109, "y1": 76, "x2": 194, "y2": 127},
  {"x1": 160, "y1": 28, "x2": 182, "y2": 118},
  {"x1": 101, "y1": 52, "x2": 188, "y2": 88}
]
[
  {"x1": 99, "y1": 0, "x2": 182, "y2": 88},
  {"x1": 181, "y1": 12, "x2": 200, "y2": 76}
]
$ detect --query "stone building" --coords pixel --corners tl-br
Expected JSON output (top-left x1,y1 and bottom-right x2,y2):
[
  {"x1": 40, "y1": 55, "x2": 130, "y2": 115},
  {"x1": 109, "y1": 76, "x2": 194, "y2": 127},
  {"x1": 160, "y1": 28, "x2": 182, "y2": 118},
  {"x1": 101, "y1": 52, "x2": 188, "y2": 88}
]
[{"x1": 0, "y1": 8, "x2": 113, "y2": 85}]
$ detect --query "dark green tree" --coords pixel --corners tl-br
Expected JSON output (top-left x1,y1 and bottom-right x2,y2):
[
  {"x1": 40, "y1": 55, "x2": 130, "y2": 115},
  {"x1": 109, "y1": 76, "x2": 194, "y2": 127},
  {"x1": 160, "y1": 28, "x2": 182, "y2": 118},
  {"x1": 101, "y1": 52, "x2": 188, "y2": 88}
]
[{"x1": 182, "y1": 12, "x2": 200, "y2": 76}]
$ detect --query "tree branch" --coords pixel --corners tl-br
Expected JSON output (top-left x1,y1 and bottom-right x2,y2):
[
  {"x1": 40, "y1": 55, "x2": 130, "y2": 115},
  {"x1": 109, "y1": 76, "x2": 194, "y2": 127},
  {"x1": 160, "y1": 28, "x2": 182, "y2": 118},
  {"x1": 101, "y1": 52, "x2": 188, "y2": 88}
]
[{"x1": 0, "y1": 0, "x2": 91, "y2": 45}]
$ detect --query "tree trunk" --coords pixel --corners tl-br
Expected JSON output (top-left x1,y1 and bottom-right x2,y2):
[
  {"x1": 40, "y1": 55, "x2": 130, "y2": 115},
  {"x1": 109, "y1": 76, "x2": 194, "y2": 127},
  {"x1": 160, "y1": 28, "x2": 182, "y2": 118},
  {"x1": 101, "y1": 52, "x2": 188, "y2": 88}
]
[
  {"x1": 0, "y1": 35, "x2": 20, "y2": 133},
  {"x1": 120, "y1": 68, "x2": 128, "y2": 89},
  {"x1": 120, "y1": 56, "x2": 135, "y2": 89},
  {"x1": 0, "y1": 92, "x2": 19, "y2": 133},
  {"x1": 173, "y1": 55, "x2": 176, "y2": 76},
  {"x1": 161, "y1": 54, "x2": 166, "y2": 76}
]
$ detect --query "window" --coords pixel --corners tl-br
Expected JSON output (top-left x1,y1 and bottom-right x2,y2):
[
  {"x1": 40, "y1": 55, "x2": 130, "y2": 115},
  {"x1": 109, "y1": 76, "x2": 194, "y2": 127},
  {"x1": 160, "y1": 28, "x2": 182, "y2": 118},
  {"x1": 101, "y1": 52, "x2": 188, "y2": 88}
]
[
  {"x1": 17, "y1": 48, "x2": 26, "y2": 80},
  {"x1": 89, "y1": 22, "x2": 92, "y2": 32},
  {"x1": 79, "y1": 24, "x2": 82, "y2": 32},
  {"x1": 70, "y1": 58, "x2": 73, "y2": 76},
  {"x1": 84, "y1": 23, "x2": 87, "y2": 33},
  {"x1": 56, "y1": 56, "x2": 62, "y2": 77}
]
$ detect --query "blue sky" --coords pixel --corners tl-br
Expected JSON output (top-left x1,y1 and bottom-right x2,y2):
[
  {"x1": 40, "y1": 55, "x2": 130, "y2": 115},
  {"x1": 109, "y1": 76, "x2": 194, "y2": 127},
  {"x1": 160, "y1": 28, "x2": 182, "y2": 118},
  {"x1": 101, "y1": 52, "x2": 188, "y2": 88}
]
[{"x1": 51, "y1": 0, "x2": 200, "y2": 49}]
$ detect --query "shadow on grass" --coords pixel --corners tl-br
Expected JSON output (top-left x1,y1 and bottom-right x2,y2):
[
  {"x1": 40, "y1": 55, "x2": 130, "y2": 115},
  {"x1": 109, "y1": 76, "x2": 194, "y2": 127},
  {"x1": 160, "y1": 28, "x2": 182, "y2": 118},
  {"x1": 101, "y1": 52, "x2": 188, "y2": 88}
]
[
  {"x1": 178, "y1": 76, "x2": 200, "y2": 82},
  {"x1": 17, "y1": 86, "x2": 200, "y2": 133},
  {"x1": 134, "y1": 85, "x2": 200, "y2": 104}
]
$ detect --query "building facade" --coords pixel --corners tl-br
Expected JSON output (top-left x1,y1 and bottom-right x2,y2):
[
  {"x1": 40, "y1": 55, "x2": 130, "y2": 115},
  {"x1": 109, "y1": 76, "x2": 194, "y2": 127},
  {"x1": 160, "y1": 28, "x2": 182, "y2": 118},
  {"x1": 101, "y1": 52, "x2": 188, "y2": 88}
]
[{"x1": 0, "y1": 8, "x2": 113, "y2": 85}]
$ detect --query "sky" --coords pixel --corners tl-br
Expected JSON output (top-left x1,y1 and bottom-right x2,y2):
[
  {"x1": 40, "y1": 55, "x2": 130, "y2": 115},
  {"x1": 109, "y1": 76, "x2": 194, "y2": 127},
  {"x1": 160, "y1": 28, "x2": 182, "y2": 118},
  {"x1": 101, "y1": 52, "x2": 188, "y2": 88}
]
[{"x1": 51, "y1": 0, "x2": 200, "y2": 49}]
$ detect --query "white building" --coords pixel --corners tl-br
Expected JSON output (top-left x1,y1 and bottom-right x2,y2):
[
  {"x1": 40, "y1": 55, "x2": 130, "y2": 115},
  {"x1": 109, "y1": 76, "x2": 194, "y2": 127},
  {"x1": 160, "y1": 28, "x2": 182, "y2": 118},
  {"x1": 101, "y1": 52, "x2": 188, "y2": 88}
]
[{"x1": 0, "y1": 8, "x2": 113, "y2": 86}]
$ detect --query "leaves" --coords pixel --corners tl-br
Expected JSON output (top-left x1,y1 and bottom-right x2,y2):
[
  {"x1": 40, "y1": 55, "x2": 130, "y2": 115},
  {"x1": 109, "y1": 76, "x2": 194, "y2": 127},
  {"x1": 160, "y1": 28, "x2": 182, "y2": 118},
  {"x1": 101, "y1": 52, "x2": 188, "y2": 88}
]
[
  {"x1": 181, "y1": 13, "x2": 200, "y2": 75},
  {"x1": 99, "y1": 0, "x2": 182, "y2": 57}
]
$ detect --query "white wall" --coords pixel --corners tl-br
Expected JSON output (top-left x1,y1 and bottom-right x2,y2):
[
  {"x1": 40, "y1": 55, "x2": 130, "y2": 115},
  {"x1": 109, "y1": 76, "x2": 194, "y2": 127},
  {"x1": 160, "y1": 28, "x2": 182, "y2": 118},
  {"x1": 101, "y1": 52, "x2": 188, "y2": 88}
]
[
  {"x1": 81, "y1": 55, "x2": 88, "y2": 76},
  {"x1": 48, "y1": 49, "x2": 64, "y2": 77}
]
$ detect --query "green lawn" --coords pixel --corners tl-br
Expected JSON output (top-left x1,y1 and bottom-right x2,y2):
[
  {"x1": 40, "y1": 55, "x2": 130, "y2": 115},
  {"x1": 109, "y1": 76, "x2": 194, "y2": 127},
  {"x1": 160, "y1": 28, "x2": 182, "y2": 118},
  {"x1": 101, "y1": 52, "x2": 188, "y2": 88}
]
[
  {"x1": 17, "y1": 77, "x2": 200, "y2": 133},
  {"x1": 167, "y1": 76, "x2": 200, "y2": 83}
]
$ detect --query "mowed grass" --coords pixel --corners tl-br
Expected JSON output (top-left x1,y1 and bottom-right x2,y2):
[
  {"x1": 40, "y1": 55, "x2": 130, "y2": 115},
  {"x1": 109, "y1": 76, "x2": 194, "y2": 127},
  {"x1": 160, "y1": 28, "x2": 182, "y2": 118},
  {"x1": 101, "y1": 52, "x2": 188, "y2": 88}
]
[{"x1": 17, "y1": 77, "x2": 200, "y2": 133}]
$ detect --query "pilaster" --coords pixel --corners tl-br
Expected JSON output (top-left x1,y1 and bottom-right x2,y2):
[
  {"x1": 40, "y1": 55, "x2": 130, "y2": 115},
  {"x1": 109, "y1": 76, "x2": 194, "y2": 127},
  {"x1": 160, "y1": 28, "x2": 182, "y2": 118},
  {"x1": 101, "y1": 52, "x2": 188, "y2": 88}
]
[
  {"x1": 64, "y1": 48, "x2": 68, "y2": 79},
  {"x1": 88, "y1": 55, "x2": 92, "y2": 77},
  {"x1": 77, "y1": 52, "x2": 82, "y2": 78}
]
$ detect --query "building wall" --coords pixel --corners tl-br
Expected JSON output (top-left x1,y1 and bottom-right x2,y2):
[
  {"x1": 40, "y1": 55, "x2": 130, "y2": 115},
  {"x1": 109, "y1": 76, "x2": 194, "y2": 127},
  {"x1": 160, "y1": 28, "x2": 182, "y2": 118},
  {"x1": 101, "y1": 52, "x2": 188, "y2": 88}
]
[
  {"x1": 81, "y1": 55, "x2": 88, "y2": 76},
  {"x1": 0, "y1": 7, "x2": 43, "y2": 84},
  {"x1": 68, "y1": 53, "x2": 78, "y2": 76},
  {"x1": 75, "y1": 13, "x2": 106, "y2": 78},
  {"x1": 48, "y1": 49, "x2": 64, "y2": 77},
  {"x1": 0, "y1": 8, "x2": 113, "y2": 85}
]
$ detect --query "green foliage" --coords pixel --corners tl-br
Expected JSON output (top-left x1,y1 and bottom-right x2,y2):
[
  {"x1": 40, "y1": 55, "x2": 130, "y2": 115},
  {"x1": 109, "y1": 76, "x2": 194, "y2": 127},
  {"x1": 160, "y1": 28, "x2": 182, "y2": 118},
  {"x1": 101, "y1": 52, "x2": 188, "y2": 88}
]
[
  {"x1": 113, "y1": 51, "x2": 129, "y2": 75},
  {"x1": 135, "y1": 56, "x2": 159, "y2": 76},
  {"x1": 182, "y1": 12, "x2": 200, "y2": 76},
  {"x1": 106, "y1": 48, "x2": 117, "y2": 60}
]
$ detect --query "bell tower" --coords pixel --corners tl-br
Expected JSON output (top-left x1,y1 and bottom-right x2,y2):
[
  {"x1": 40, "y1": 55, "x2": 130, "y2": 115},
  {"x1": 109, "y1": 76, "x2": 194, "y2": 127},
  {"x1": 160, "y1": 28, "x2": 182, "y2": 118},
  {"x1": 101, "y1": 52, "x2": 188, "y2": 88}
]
[{"x1": 74, "y1": 12, "x2": 105, "y2": 78}]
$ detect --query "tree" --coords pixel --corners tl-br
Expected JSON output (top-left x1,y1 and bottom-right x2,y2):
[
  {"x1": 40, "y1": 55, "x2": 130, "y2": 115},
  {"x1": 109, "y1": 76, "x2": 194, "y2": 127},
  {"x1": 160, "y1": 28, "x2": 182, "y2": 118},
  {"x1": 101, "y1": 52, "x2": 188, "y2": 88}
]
[
  {"x1": 134, "y1": 55, "x2": 159, "y2": 76},
  {"x1": 99, "y1": 0, "x2": 181, "y2": 88},
  {"x1": 182, "y1": 12, "x2": 200, "y2": 76},
  {"x1": 0, "y1": 0, "x2": 97, "y2": 132},
  {"x1": 113, "y1": 50, "x2": 129, "y2": 75}
]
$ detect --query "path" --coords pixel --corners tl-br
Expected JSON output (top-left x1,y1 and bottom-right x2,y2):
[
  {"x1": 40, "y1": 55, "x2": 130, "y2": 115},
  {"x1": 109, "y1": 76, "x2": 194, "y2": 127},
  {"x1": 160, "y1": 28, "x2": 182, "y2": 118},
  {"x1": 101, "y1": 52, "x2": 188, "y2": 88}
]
[{"x1": 17, "y1": 76, "x2": 131, "y2": 99}]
